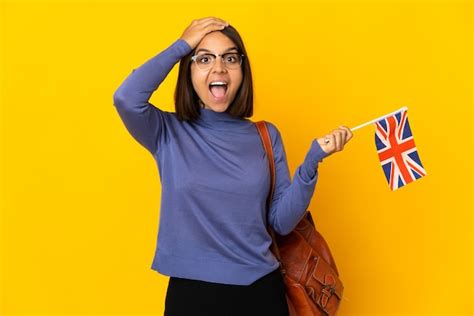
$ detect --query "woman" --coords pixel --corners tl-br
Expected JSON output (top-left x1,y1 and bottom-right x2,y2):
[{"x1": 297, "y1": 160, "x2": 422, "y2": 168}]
[{"x1": 113, "y1": 17, "x2": 353, "y2": 316}]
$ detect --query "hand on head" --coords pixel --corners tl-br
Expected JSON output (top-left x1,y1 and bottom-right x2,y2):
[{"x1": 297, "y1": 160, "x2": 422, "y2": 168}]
[{"x1": 180, "y1": 17, "x2": 229, "y2": 49}]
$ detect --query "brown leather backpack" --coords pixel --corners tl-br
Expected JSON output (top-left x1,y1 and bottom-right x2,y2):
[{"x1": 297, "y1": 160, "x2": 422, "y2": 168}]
[{"x1": 256, "y1": 121, "x2": 344, "y2": 316}]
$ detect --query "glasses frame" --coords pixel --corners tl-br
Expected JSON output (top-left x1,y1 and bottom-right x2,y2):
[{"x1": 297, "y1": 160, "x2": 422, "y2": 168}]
[{"x1": 190, "y1": 52, "x2": 245, "y2": 70}]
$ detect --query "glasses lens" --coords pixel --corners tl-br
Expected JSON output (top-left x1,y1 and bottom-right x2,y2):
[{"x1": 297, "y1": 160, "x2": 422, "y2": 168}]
[
  {"x1": 195, "y1": 54, "x2": 215, "y2": 70},
  {"x1": 222, "y1": 53, "x2": 243, "y2": 69}
]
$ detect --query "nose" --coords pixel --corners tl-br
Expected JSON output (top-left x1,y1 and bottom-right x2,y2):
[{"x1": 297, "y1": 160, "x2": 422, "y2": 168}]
[{"x1": 211, "y1": 56, "x2": 227, "y2": 73}]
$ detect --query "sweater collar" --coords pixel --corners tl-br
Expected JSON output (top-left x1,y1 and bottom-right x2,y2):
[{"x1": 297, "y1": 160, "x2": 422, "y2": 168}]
[{"x1": 196, "y1": 106, "x2": 253, "y2": 129}]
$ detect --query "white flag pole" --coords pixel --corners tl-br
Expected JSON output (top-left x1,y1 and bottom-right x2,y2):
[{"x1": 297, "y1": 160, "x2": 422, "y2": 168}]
[{"x1": 350, "y1": 106, "x2": 409, "y2": 132}]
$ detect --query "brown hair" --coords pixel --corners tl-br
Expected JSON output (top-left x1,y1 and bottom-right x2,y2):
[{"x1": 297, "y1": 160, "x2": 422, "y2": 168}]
[{"x1": 174, "y1": 24, "x2": 254, "y2": 122}]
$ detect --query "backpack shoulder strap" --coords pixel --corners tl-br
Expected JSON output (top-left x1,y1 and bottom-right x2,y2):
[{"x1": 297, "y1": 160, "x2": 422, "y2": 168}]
[
  {"x1": 255, "y1": 121, "x2": 283, "y2": 264},
  {"x1": 255, "y1": 121, "x2": 276, "y2": 206}
]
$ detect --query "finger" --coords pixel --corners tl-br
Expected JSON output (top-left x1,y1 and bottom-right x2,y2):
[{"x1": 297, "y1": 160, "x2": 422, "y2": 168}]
[
  {"x1": 339, "y1": 125, "x2": 353, "y2": 143},
  {"x1": 195, "y1": 17, "x2": 217, "y2": 24},
  {"x1": 348, "y1": 127, "x2": 354, "y2": 141},
  {"x1": 334, "y1": 131, "x2": 343, "y2": 151},
  {"x1": 199, "y1": 17, "x2": 228, "y2": 27},
  {"x1": 340, "y1": 132, "x2": 346, "y2": 150},
  {"x1": 201, "y1": 21, "x2": 228, "y2": 32},
  {"x1": 339, "y1": 128, "x2": 348, "y2": 145},
  {"x1": 216, "y1": 17, "x2": 229, "y2": 25},
  {"x1": 208, "y1": 17, "x2": 228, "y2": 25},
  {"x1": 341, "y1": 126, "x2": 353, "y2": 142}
]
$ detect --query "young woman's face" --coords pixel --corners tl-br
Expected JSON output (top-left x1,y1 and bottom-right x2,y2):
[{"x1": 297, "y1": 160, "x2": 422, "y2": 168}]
[{"x1": 190, "y1": 31, "x2": 243, "y2": 112}]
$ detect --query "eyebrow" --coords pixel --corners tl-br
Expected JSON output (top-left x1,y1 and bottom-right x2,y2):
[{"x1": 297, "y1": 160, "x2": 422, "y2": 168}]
[{"x1": 195, "y1": 47, "x2": 239, "y2": 54}]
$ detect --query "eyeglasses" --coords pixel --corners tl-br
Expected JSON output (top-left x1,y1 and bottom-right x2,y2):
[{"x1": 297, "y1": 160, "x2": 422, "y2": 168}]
[{"x1": 191, "y1": 52, "x2": 245, "y2": 70}]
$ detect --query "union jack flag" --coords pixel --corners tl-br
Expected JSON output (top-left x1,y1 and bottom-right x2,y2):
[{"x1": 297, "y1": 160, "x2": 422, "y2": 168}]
[{"x1": 375, "y1": 109, "x2": 427, "y2": 190}]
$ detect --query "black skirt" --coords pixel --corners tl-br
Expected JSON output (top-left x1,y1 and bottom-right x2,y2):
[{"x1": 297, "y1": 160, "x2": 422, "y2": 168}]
[{"x1": 164, "y1": 267, "x2": 290, "y2": 316}]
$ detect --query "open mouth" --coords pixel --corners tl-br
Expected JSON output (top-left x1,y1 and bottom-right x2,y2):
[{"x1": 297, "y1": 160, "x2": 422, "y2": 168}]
[{"x1": 209, "y1": 82, "x2": 228, "y2": 99}]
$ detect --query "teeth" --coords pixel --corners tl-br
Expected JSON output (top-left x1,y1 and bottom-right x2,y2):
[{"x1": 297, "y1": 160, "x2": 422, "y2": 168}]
[{"x1": 210, "y1": 81, "x2": 227, "y2": 86}]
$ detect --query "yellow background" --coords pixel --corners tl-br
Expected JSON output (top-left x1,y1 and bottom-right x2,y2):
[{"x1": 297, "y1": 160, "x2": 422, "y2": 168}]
[{"x1": 1, "y1": 0, "x2": 472, "y2": 315}]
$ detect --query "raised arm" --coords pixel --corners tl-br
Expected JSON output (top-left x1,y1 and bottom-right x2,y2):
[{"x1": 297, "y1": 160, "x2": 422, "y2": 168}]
[
  {"x1": 112, "y1": 39, "x2": 192, "y2": 155},
  {"x1": 113, "y1": 17, "x2": 229, "y2": 155},
  {"x1": 267, "y1": 122, "x2": 353, "y2": 235},
  {"x1": 266, "y1": 122, "x2": 329, "y2": 235}
]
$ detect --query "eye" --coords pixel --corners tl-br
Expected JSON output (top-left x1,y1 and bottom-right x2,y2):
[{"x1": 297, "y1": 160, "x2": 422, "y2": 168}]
[
  {"x1": 225, "y1": 54, "x2": 239, "y2": 63},
  {"x1": 197, "y1": 54, "x2": 214, "y2": 64}
]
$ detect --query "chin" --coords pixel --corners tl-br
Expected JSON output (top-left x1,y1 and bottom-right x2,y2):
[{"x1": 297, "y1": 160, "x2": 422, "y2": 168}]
[{"x1": 205, "y1": 102, "x2": 230, "y2": 112}]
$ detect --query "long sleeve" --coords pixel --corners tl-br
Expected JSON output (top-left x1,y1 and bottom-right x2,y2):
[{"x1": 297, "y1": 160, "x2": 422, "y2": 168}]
[
  {"x1": 266, "y1": 122, "x2": 329, "y2": 236},
  {"x1": 112, "y1": 39, "x2": 193, "y2": 155}
]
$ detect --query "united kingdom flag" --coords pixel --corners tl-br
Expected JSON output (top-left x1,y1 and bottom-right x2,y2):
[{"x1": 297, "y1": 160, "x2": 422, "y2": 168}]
[{"x1": 375, "y1": 109, "x2": 427, "y2": 191}]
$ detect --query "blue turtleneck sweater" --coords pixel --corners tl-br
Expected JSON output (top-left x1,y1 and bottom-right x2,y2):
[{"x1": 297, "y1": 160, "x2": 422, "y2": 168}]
[{"x1": 112, "y1": 38, "x2": 329, "y2": 285}]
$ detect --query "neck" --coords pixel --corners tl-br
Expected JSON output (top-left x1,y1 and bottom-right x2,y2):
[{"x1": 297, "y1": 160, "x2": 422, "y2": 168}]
[{"x1": 196, "y1": 106, "x2": 253, "y2": 130}]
